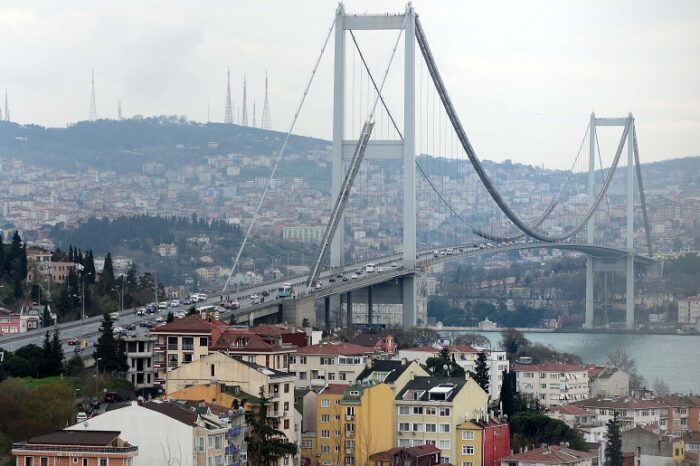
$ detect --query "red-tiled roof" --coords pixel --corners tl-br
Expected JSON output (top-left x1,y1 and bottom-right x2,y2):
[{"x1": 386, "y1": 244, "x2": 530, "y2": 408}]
[
  {"x1": 369, "y1": 444, "x2": 441, "y2": 461},
  {"x1": 150, "y1": 314, "x2": 221, "y2": 334},
  {"x1": 143, "y1": 401, "x2": 199, "y2": 426},
  {"x1": 296, "y1": 342, "x2": 375, "y2": 356},
  {"x1": 512, "y1": 362, "x2": 588, "y2": 373},
  {"x1": 501, "y1": 446, "x2": 596, "y2": 464},
  {"x1": 548, "y1": 405, "x2": 597, "y2": 417},
  {"x1": 321, "y1": 384, "x2": 348, "y2": 395},
  {"x1": 571, "y1": 396, "x2": 664, "y2": 410},
  {"x1": 251, "y1": 324, "x2": 302, "y2": 336}
]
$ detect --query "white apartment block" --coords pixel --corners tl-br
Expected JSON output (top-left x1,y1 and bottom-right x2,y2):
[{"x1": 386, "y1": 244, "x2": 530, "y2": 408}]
[
  {"x1": 512, "y1": 362, "x2": 589, "y2": 408},
  {"x1": 677, "y1": 296, "x2": 700, "y2": 324}
]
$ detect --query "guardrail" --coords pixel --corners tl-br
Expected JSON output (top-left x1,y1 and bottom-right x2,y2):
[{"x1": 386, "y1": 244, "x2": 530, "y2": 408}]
[{"x1": 12, "y1": 442, "x2": 138, "y2": 454}]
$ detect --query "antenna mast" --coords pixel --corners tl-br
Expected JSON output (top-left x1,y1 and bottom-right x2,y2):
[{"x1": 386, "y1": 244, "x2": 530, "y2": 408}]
[
  {"x1": 224, "y1": 67, "x2": 233, "y2": 124},
  {"x1": 89, "y1": 70, "x2": 97, "y2": 121},
  {"x1": 241, "y1": 74, "x2": 248, "y2": 126}
]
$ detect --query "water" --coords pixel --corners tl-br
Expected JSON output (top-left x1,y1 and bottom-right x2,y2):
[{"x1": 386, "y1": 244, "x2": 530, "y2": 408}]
[{"x1": 439, "y1": 330, "x2": 700, "y2": 394}]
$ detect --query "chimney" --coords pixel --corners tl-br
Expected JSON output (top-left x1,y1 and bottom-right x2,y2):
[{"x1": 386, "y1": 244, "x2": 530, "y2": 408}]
[{"x1": 401, "y1": 358, "x2": 407, "y2": 366}]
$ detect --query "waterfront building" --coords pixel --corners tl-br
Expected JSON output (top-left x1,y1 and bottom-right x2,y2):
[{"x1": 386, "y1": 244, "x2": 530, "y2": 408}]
[
  {"x1": 512, "y1": 362, "x2": 590, "y2": 408},
  {"x1": 587, "y1": 366, "x2": 629, "y2": 397},
  {"x1": 570, "y1": 396, "x2": 663, "y2": 431}
]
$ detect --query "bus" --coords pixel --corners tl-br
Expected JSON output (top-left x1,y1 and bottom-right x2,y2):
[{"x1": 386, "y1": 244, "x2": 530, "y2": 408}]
[{"x1": 276, "y1": 283, "x2": 294, "y2": 299}]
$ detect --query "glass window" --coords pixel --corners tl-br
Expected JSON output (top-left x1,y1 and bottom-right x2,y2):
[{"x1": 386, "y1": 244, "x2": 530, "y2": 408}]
[
  {"x1": 426, "y1": 423, "x2": 437, "y2": 432},
  {"x1": 439, "y1": 407, "x2": 451, "y2": 416},
  {"x1": 398, "y1": 406, "x2": 410, "y2": 415},
  {"x1": 40, "y1": 459, "x2": 48, "y2": 466},
  {"x1": 25, "y1": 459, "x2": 34, "y2": 466},
  {"x1": 321, "y1": 399, "x2": 330, "y2": 407},
  {"x1": 439, "y1": 424, "x2": 451, "y2": 433},
  {"x1": 462, "y1": 445, "x2": 475, "y2": 455},
  {"x1": 438, "y1": 440, "x2": 450, "y2": 449},
  {"x1": 462, "y1": 430, "x2": 475, "y2": 440}
]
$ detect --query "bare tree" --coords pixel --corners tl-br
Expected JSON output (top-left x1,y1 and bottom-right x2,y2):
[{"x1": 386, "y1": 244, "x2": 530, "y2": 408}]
[
  {"x1": 607, "y1": 347, "x2": 645, "y2": 389},
  {"x1": 652, "y1": 377, "x2": 671, "y2": 396}
]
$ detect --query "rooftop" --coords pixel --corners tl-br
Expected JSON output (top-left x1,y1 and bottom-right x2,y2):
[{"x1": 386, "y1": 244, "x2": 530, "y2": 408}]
[
  {"x1": 296, "y1": 341, "x2": 375, "y2": 356},
  {"x1": 395, "y1": 377, "x2": 468, "y2": 403},
  {"x1": 501, "y1": 445, "x2": 596, "y2": 464},
  {"x1": 571, "y1": 396, "x2": 664, "y2": 410},
  {"x1": 356, "y1": 359, "x2": 416, "y2": 384},
  {"x1": 512, "y1": 362, "x2": 588, "y2": 373},
  {"x1": 369, "y1": 444, "x2": 441, "y2": 461},
  {"x1": 150, "y1": 313, "x2": 222, "y2": 334},
  {"x1": 24, "y1": 430, "x2": 123, "y2": 447}
]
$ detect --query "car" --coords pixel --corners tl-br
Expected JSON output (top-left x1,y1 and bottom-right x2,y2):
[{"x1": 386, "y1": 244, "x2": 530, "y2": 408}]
[
  {"x1": 328, "y1": 276, "x2": 336, "y2": 283},
  {"x1": 314, "y1": 282, "x2": 322, "y2": 290},
  {"x1": 136, "y1": 308, "x2": 145, "y2": 316},
  {"x1": 182, "y1": 299, "x2": 193, "y2": 305},
  {"x1": 261, "y1": 290, "x2": 270, "y2": 297},
  {"x1": 350, "y1": 273, "x2": 360, "y2": 280},
  {"x1": 125, "y1": 323, "x2": 136, "y2": 331},
  {"x1": 342, "y1": 275, "x2": 349, "y2": 282},
  {"x1": 176, "y1": 311, "x2": 186, "y2": 319},
  {"x1": 104, "y1": 392, "x2": 123, "y2": 403},
  {"x1": 250, "y1": 294, "x2": 261, "y2": 305},
  {"x1": 67, "y1": 338, "x2": 79, "y2": 346},
  {"x1": 390, "y1": 262, "x2": 398, "y2": 268},
  {"x1": 336, "y1": 273, "x2": 343, "y2": 278},
  {"x1": 154, "y1": 316, "x2": 164, "y2": 323},
  {"x1": 76, "y1": 412, "x2": 88, "y2": 423},
  {"x1": 170, "y1": 300, "x2": 180, "y2": 307},
  {"x1": 74, "y1": 345, "x2": 85, "y2": 354}
]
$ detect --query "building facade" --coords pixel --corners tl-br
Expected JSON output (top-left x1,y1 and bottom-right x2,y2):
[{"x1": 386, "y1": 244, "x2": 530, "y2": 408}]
[
  {"x1": 290, "y1": 342, "x2": 378, "y2": 389},
  {"x1": 512, "y1": 363, "x2": 590, "y2": 408},
  {"x1": 500, "y1": 445, "x2": 596, "y2": 466},
  {"x1": 455, "y1": 418, "x2": 510, "y2": 466},
  {"x1": 124, "y1": 334, "x2": 156, "y2": 390},
  {"x1": 677, "y1": 297, "x2": 700, "y2": 324}
]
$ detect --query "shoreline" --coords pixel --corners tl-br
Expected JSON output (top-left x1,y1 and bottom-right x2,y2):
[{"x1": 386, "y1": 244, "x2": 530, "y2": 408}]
[{"x1": 432, "y1": 326, "x2": 700, "y2": 337}]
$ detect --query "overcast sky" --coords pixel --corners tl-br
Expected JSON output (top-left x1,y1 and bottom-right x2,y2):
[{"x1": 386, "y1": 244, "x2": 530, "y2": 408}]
[{"x1": 1, "y1": 0, "x2": 698, "y2": 168}]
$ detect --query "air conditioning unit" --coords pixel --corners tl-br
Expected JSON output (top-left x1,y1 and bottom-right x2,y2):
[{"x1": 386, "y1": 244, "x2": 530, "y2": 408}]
[{"x1": 346, "y1": 415, "x2": 353, "y2": 421}]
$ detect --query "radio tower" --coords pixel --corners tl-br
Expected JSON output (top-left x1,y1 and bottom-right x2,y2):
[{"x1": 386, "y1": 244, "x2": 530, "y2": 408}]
[
  {"x1": 89, "y1": 70, "x2": 97, "y2": 121},
  {"x1": 117, "y1": 101, "x2": 123, "y2": 120},
  {"x1": 252, "y1": 100, "x2": 256, "y2": 128},
  {"x1": 224, "y1": 67, "x2": 233, "y2": 124},
  {"x1": 3, "y1": 89, "x2": 9, "y2": 121},
  {"x1": 261, "y1": 71, "x2": 272, "y2": 130},
  {"x1": 241, "y1": 74, "x2": 248, "y2": 126}
]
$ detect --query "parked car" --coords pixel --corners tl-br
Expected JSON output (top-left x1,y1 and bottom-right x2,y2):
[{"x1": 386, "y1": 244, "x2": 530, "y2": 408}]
[
  {"x1": 104, "y1": 392, "x2": 123, "y2": 403},
  {"x1": 170, "y1": 300, "x2": 180, "y2": 307},
  {"x1": 67, "y1": 338, "x2": 79, "y2": 346},
  {"x1": 76, "y1": 412, "x2": 88, "y2": 423}
]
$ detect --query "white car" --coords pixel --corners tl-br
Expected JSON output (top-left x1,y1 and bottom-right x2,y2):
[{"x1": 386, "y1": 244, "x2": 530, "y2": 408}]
[
  {"x1": 158, "y1": 302, "x2": 167, "y2": 310},
  {"x1": 170, "y1": 300, "x2": 180, "y2": 307},
  {"x1": 250, "y1": 294, "x2": 261, "y2": 305},
  {"x1": 77, "y1": 412, "x2": 88, "y2": 423}
]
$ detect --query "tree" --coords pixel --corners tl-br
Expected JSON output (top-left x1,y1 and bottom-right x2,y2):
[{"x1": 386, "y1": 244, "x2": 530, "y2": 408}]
[
  {"x1": 510, "y1": 412, "x2": 587, "y2": 453},
  {"x1": 245, "y1": 386, "x2": 297, "y2": 466},
  {"x1": 39, "y1": 330, "x2": 53, "y2": 377},
  {"x1": 0, "y1": 234, "x2": 4, "y2": 279},
  {"x1": 94, "y1": 314, "x2": 128, "y2": 373},
  {"x1": 426, "y1": 347, "x2": 465, "y2": 377},
  {"x1": 301, "y1": 317, "x2": 310, "y2": 328},
  {"x1": 605, "y1": 412, "x2": 623, "y2": 466},
  {"x1": 166, "y1": 311, "x2": 174, "y2": 323},
  {"x1": 102, "y1": 252, "x2": 115, "y2": 293},
  {"x1": 608, "y1": 347, "x2": 644, "y2": 389},
  {"x1": 42, "y1": 305, "x2": 53, "y2": 327},
  {"x1": 500, "y1": 328, "x2": 529, "y2": 359},
  {"x1": 50, "y1": 327, "x2": 65, "y2": 375},
  {"x1": 453, "y1": 333, "x2": 491, "y2": 348},
  {"x1": 473, "y1": 352, "x2": 490, "y2": 394},
  {"x1": 652, "y1": 377, "x2": 670, "y2": 396},
  {"x1": 499, "y1": 371, "x2": 525, "y2": 417}
]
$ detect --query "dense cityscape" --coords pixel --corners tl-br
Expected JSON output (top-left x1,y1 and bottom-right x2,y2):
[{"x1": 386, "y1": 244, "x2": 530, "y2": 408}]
[{"x1": 1, "y1": 2, "x2": 699, "y2": 466}]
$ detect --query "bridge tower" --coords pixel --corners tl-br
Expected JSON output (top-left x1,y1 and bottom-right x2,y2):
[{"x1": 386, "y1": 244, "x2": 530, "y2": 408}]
[
  {"x1": 585, "y1": 113, "x2": 636, "y2": 329},
  {"x1": 330, "y1": 4, "x2": 417, "y2": 326}
]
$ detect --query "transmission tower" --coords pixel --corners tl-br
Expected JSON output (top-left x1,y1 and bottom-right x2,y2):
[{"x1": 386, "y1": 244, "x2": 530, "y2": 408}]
[
  {"x1": 261, "y1": 71, "x2": 272, "y2": 130},
  {"x1": 241, "y1": 74, "x2": 248, "y2": 126},
  {"x1": 252, "y1": 100, "x2": 256, "y2": 128},
  {"x1": 117, "y1": 101, "x2": 123, "y2": 120},
  {"x1": 224, "y1": 67, "x2": 233, "y2": 124},
  {"x1": 89, "y1": 70, "x2": 97, "y2": 121},
  {"x1": 4, "y1": 89, "x2": 9, "y2": 121}
]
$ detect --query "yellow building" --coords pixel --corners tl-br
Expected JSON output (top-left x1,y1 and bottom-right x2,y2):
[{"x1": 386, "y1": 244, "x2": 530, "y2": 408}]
[
  {"x1": 394, "y1": 376, "x2": 488, "y2": 464},
  {"x1": 455, "y1": 418, "x2": 510, "y2": 466},
  {"x1": 312, "y1": 383, "x2": 395, "y2": 466}
]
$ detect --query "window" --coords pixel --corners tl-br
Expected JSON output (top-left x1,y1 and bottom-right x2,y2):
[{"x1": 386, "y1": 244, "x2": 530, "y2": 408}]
[
  {"x1": 413, "y1": 407, "x2": 423, "y2": 415},
  {"x1": 83, "y1": 460, "x2": 89, "y2": 466},
  {"x1": 328, "y1": 372, "x2": 336, "y2": 380},
  {"x1": 299, "y1": 356, "x2": 307, "y2": 364},
  {"x1": 398, "y1": 406, "x2": 410, "y2": 415},
  {"x1": 321, "y1": 445, "x2": 330, "y2": 453},
  {"x1": 40, "y1": 459, "x2": 48, "y2": 466},
  {"x1": 299, "y1": 372, "x2": 307, "y2": 380},
  {"x1": 321, "y1": 430, "x2": 330, "y2": 438},
  {"x1": 462, "y1": 430, "x2": 475, "y2": 440},
  {"x1": 320, "y1": 357, "x2": 335, "y2": 365},
  {"x1": 321, "y1": 414, "x2": 330, "y2": 423},
  {"x1": 302, "y1": 439, "x2": 313, "y2": 448},
  {"x1": 439, "y1": 424, "x2": 451, "y2": 433},
  {"x1": 24, "y1": 459, "x2": 33, "y2": 466},
  {"x1": 412, "y1": 423, "x2": 424, "y2": 432},
  {"x1": 321, "y1": 399, "x2": 330, "y2": 407},
  {"x1": 463, "y1": 463, "x2": 474, "y2": 466},
  {"x1": 99, "y1": 460, "x2": 108, "y2": 466},
  {"x1": 439, "y1": 407, "x2": 451, "y2": 416},
  {"x1": 284, "y1": 419, "x2": 290, "y2": 429},
  {"x1": 210, "y1": 364, "x2": 215, "y2": 377},
  {"x1": 425, "y1": 407, "x2": 437, "y2": 415},
  {"x1": 339, "y1": 372, "x2": 347, "y2": 381},
  {"x1": 398, "y1": 423, "x2": 410, "y2": 432},
  {"x1": 426, "y1": 423, "x2": 437, "y2": 432},
  {"x1": 399, "y1": 439, "x2": 411, "y2": 447},
  {"x1": 462, "y1": 445, "x2": 475, "y2": 455},
  {"x1": 284, "y1": 383, "x2": 290, "y2": 393},
  {"x1": 198, "y1": 436, "x2": 205, "y2": 452},
  {"x1": 438, "y1": 440, "x2": 450, "y2": 449}
]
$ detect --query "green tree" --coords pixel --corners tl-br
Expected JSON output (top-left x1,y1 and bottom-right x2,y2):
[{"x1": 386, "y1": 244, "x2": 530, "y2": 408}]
[
  {"x1": 65, "y1": 354, "x2": 85, "y2": 376},
  {"x1": 499, "y1": 328, "x2": 529, "y2": 359},
  {"x1": 42, "y1": 305, "x2": 53, "y2": 327},
  {"x1": 102, "y1": 252, "x2": 115, "y2": 293},
  {"x1": 426, "y1": 347, "x2": 465, "y2": 377},
  {"x1": 50, "y1": 327, "x2": 65, "y2": 375},
  {"x1": 499, "y1": 370, "x2": 525, "y2": 416},
  {"x1": 301, "y1": 317, "x2": 310, "y2": 328},
  {"x1": 605, "y1": 412, "x2": 623, "y2": 466},
  {"x1": 166, "y1": 311, "x2": 174, "y2": 323},
  {"x1": 94, "y1": 314, "x2": 128, "y2": 373},
  {"x1": 473, "y1": 352, "x2": 490, "y2": 394},
  {"x1": 453, "y1": 333, "x2": 491, "y2": 348},
  {"x1": 39, "y1": 330, "x2": 53, "y2": 377},
  {"x1": 510, "y1": 412, "x2": 587, "y2": 453},
  {"x1": 245, "y1": 386, "x2": 297, "y2": 466}
]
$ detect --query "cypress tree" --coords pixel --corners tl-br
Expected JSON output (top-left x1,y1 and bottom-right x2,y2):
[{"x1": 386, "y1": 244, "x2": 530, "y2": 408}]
[
  {"x1": 102, "y1": 253, "x2": 115, "y2": 293},
  {"x1": 474, "y1": 351, "x2": 490, "y2": 393},
  {"x1": 42, "y1": 305, "x2": 53, "y2": 327},
  {"x1": 68, "y1": 245, "x2": 74, "y2": 262},
  {"x1": 50, "y1": 327, "x2": 65, "y2": 375},
  {"x1": 605, "y1": 412, "x2": 623, "y2": 466},
  {"x1": 40, "y1": 330, "x2": 53, "y2": 377},
  {"x1": 94, "y1": 314, "x2": 117, "y2": 372}
]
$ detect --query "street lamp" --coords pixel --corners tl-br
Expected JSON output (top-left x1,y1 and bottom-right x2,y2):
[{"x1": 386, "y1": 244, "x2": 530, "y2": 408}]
[{"x1": 76, "y1": 264, "x2": 92, "y2": 320}]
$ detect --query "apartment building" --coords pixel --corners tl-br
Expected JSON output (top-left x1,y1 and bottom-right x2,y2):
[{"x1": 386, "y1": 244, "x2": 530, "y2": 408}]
[
  {"x1": 310, "y1": 382, "x2": 395, "y2": 466},
  {"x1": 12, "y1": 430, "x2": 138, "y2": 466},
  {"x1": 570, "y1": 396, "x2": 664, "y2": 431},
  {"x1": 165, "y1": 351, "x2": 297, "y2": 463},
  {"x1": 395, "y1": 376, "x2": 489, "y2": 464},
  {"x1": 512, "y1": 362, "x2": 589, "y2": 408},
  {"x1": 587, "y1": 366, "x2": 629, "y2": 397},
  {"x1": 290, "y1": 342, "x2": 378, "y2": 389},
  {"x1": 124, "y1": 334, "x2": 156, "y2": 389},
  {"x1": 355, "y1": 360, "x2": 429, "y2": 394},
  {"x1": 150, "y1": 314, "x2": 227, "y2": 387},
  {"x1": 658, "y1": 395, "x2": 700, "y2": 434},
  {"x1": 349, "y1": 332, "x2": 398, "y2": 355},
  {"x1": 398, "y1": 345, "x2": 509, "y2": 400},
  {"x1": 455, "y1": 418, "x2": 510, "y2": 466},
  {"x1": 677, "y1": 296, "x2": 700, "y2": 324},
  {"x1": 66, "y1": 400, "x2": 227, "y2": 466},
  {"x1": 500, "y1": 445, "x2": 596, "y2": 466}
]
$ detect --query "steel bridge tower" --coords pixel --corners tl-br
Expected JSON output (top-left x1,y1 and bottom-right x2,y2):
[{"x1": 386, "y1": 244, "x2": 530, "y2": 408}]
[
  {"x1": 585, "y1": 113, "x2": 637, "y2": 329},
  {"x1": 330, "y1": 4, "x2": 417, "y2": 326}
]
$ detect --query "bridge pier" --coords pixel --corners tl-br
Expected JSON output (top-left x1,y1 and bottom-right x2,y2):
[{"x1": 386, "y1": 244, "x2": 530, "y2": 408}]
[
  {"x1": 626, "y1": 256, "x2": 634, "y2": 329},
  {"x1": 324, "y1": 296, "x2": 331, "y2": 332},
  {"x1": 281, "y1": 295, "x2": 316, "y2": 327},
  {"x1": 401, "y1": 275, "x2": 416, "y2": 328},
  {"x1": 346, "y1": 292, "x2": 353, "y2": 330},
  {"x1": 585, "y1": 256, "x2": 594, "y2": 329},
  {"x1": 367, "y1": 286, "x2": 373, "y2": 324}
]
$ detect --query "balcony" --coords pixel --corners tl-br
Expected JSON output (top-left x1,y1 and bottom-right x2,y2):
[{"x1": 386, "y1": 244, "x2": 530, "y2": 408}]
[
  {"x1": 153, "y1": 361, "x2": 166, "y2": 369},
  {"x1": 154, "y1": 343, "x2": 166, "y2": 352},
  {"x1": 182, "y1": 344, "x2": 194, "y2": 351},
  {"x1": 167, "y1": 344, "x2": 179, "y2": 351},
  {"x1": 225, "y1": 445, "x2": 241, "y2": 455}
]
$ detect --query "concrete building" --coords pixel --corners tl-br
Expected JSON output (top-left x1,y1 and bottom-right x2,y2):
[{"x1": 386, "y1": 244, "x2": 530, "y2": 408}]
[
  {"x1": 512, "y1": 362, "x2": 590, "y2": 408},
  {"x1": 290, "y1": 342, "x2": 379, "y2": 389},
  {"x1": 355, "y1": 360, "x2": 430, "y2": 394},
  {"x1": 455, "y1": 418, "x2": 510, "y2": 466},
  {"x1": 210, "y1": 328, "x2": 297, "y2": 371},
  {"x1": 399, "y1": 345, "x2": 508, "y2": 400},
  {"x1": 349, "y1": 332, "x2": 398, "y2": 355},
  {"x1": 395, "y1": 376, "x2": 489, "y2": 464},
  {"x1": 124, "y1": 334, "x2": 156, "y2": 390},
  {"x1": 164, "y1": 352, "x2": 297, "y2": 462},
  {"x1": 621, "y1": 426, "x2": 686, "y2": 466},
  {"x1": 12, "y1": 430, "x2": 138, "y2": 466},
  {"x1": 658, "y1": 395, "x2": 700, "y2": 435},
  {"x1": 587, "y1": 366, "x2": 629, "y2": 397},
  {"x1": 677, "y1": 296, "x2": 700, "y2": 324},
  {"x1": 66, "y1": 401, "x2": 227, "y2": 466},
  {"x1": 500, "y1": 446, "x2": 596, "y2": 466},
  {"x1": 570, "y1": 396, "x2": 664, "y2": 431}
]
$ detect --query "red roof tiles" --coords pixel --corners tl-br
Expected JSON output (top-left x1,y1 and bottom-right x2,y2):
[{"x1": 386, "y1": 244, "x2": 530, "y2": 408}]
[
  {"x1": 501, "y1": 445, "x2": 596, "y2": 464},
  {"x1": 296, "y1": 342, "x2": 375, "y2": 356}
]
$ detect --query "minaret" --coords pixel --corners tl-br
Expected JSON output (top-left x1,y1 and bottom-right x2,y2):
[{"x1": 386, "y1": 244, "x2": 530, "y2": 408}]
[
  {"x1": 224, "y1": 67, "x2": 233, "y2": 124},
  {"x1": 261, "y1": 71, "x2": 272, "y2": 130},
  {"x1": 117, "y1": 101, "x2": 123, "y2": 120},
  {"x1": 4, "y1": 89, "x2": 9, "y2": 121},
  {"x1": 89, "y1": 70, "x2": 97, "y2": 121},
  {"x1": 241, "y1": 74, "x2": 248, "y2": 126},
  {"x1": 252, "y1": 100, "x2": 256, "y2": 128}
]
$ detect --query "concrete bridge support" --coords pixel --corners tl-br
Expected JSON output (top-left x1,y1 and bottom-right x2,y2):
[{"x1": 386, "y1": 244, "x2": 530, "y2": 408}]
[
  {"x1": 282, "y1": 295, "x2": 316, "y2": 327},
  {"x1": 585, "y1": 256, "x2": 635, "y2": 329}
]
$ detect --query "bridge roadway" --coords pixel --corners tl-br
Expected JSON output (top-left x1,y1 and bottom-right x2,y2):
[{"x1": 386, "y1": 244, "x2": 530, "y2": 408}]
[{"x1": 0, "y1": 241, "x2": 653, "y2": 353}]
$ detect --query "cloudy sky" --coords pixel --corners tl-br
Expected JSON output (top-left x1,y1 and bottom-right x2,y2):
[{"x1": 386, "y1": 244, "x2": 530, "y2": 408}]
[{"x1": 0, "y1": 0, "x2": 698, "y2": 168}]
